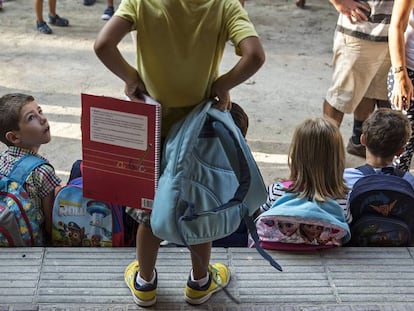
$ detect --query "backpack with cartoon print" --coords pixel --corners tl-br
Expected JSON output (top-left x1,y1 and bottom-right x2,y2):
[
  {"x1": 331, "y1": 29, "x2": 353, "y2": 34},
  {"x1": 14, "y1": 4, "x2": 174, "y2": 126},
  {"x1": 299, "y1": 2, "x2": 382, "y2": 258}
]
[
  {"x1": 51, "y1": 176, "x2": 135, "y2": 247},
  {"x1": 253, "y1": 185, "x2": 351, "y2": 251},
  {"x1": 349, "y1": 164, "x2": 414, "y2": 246},
  {"x1": 0, "y1": 155, "x2": 46, "y2": 246}
]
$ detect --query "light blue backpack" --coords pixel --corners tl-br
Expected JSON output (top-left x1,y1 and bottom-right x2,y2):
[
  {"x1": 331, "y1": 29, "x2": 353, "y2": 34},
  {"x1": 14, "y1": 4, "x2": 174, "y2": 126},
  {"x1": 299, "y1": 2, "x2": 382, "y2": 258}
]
[
  {"x1": 151, "y1": 101, "x2": 281, "y2": 271},
  {"x1": 255, "y1": 189, "x2": 351, "y2": 251}
]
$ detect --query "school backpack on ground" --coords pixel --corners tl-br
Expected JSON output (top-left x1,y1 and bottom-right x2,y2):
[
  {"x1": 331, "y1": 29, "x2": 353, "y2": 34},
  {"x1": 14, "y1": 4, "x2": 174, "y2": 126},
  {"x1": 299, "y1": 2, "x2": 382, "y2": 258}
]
[
  {"x1": 253, "y1": 187, "x2": 351, "y2": 251},
  {"x1": 52, "y1": 176, "x2": 131, "y2": 247},
  {"x1": 150, "y1": 101, "x2": 281, "y2": 271},
  {"x1": 0, "y1": 155, "x2": 47, "y2": 246},
  {"x1": 348, "y1": 164, "x2": 414, "y2": 246}
]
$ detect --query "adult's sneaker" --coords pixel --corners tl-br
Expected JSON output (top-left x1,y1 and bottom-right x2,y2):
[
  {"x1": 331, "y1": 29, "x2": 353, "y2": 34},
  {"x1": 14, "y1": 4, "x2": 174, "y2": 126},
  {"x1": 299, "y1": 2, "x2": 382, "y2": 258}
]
[
  {"x1": 346, "y1": 137, "x2": 366, "y2": 158},
  {"x1": 124, "y1": 261, "x2": 157, "y2": 307},
  {"x1": 185, "y1": 263, "x2": 231, "y2": 305},
  {"x1": 101, "y1": 6, "x2": 114, "y2": 20}
]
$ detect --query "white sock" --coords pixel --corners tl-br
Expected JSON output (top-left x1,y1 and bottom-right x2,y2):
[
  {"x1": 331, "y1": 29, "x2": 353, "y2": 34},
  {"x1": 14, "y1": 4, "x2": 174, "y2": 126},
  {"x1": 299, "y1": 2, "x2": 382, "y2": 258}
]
[
  {"x1": 136, "y1": 270, "x2": 156, "y2": 286},
  {"x1": 190, "y1": 269, "x2": 209, "y2": 287}
]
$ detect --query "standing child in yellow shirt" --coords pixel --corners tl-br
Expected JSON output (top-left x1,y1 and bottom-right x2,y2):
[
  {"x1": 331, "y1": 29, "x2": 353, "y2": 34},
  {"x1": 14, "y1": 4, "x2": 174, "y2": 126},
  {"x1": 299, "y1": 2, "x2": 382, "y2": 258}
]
[{"x1": 94, "y1": 0, "x2": 265, "y2": 307}]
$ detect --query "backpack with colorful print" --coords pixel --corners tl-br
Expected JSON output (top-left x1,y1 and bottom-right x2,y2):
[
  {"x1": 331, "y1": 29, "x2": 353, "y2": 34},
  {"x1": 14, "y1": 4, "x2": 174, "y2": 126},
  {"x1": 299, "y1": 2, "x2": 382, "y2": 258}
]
[
  {"x1": 51, "y1": 175, "x2": 134, "y2": 247},
  {"x1": 0, "y1": 155, "x2": 47, "y2": 246},
  {"x1": 253, "y1": 184, "x2": 351, "y2": 251}
]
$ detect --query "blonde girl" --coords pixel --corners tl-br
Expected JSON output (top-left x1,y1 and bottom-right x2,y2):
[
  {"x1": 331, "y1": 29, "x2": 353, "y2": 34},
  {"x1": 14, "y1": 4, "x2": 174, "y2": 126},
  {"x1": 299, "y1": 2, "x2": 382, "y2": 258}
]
[
  {"x1": 260, "y1": 117, "x2": 351, "y2": 223},
  {"x1": 288, "y1": 117, "x2": 347, "y2": 201}
]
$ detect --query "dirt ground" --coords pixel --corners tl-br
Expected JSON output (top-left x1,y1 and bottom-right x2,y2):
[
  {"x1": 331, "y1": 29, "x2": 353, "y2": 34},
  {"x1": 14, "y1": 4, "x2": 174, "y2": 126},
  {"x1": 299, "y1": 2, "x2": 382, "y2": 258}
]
[{"x1": 0, "y1": 0, "x2": 365, "y2": 185}]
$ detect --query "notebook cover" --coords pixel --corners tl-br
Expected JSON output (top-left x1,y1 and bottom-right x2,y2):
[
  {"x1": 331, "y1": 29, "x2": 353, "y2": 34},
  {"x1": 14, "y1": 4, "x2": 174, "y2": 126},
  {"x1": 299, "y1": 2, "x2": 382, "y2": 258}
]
[{"x1": 81, "y1": 93, "x2": 161, "y2": 211}]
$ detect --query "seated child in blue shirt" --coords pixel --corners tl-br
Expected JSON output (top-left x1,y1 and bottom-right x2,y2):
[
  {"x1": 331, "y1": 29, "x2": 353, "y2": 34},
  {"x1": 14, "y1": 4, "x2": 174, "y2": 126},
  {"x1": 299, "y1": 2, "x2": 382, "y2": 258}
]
[
  {"x1": 344, "y1": 108, "x2": 414, "y2": 189},
  {"x1": 0, "y1": 93, "x2": 62, "y2": 245}
]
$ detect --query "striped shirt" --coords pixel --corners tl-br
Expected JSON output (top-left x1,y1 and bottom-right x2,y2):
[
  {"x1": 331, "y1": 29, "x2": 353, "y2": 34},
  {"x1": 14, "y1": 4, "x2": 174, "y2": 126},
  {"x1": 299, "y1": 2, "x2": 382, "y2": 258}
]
[
  {"x1": 260, "y1": 182, "x2": 352, "y2": 224},
  {"x1": 0, "y1": 146, "x2": 61, "y2": 222},
  {"x1": 335, "y1": 0, "x2": 393, "y2": 42}
]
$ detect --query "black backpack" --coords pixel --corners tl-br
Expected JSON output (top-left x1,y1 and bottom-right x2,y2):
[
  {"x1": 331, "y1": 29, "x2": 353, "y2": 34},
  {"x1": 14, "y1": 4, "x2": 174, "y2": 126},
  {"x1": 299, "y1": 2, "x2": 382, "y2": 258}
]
[{"x1": 349, "y1": 164, "x2": 414, "y2": 246}]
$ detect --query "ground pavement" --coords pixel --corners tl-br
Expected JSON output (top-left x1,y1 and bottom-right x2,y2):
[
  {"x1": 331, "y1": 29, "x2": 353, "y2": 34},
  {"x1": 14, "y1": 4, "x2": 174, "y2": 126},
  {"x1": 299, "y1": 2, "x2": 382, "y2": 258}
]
[{"x1": 0, "y1": 0, "x2": 368, "y2": 184}]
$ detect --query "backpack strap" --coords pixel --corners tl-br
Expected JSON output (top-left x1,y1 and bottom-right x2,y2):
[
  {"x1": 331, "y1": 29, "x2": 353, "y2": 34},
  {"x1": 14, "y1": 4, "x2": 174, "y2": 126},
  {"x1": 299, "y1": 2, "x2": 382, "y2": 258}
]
[
  {"x1": 8, "y1": 155, "x2": 47, "y2": 184},
  {"x1": 356, "y1": 164, "x2": 405, "y2": 178},
  {"x1": 178, "y1": 114, "x2": 282, "y2": 272},
  {"x1": 355, "y1": 164, "x2": 376, "y2": 175}
]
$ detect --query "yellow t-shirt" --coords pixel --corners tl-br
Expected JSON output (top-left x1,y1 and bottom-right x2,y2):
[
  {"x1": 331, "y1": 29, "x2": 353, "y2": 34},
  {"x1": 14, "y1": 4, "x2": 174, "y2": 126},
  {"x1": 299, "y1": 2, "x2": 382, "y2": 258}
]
[{"x1": 116, "y1": 0, "x2": 258, "y2": 133}]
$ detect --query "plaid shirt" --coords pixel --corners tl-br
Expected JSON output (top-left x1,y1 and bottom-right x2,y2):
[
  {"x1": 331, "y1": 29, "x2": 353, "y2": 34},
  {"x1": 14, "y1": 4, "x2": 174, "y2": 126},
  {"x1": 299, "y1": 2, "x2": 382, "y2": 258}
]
[{"x1": 0, "y1": 146, "x2": 61, "y2": 222}]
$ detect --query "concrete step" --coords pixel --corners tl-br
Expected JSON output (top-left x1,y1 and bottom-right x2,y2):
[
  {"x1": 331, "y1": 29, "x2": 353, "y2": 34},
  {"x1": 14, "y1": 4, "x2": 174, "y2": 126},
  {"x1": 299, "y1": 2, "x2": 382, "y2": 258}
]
[{"x1": 1, "y1": 247, "x2": 414, "y2": 310}]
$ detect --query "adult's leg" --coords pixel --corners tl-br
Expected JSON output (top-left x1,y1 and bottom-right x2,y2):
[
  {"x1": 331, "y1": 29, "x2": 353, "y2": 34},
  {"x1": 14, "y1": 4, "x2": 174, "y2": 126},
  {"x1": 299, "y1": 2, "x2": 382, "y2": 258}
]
[
  {"x1": 351, "y1": 97, "x2": 376, "y2": 144},
  {"x1": 323, "y1": 99, "x2": 344, "y2": 127},
  {"x1": 354, "y1": 97, "x2": 376, "y2": 121}
]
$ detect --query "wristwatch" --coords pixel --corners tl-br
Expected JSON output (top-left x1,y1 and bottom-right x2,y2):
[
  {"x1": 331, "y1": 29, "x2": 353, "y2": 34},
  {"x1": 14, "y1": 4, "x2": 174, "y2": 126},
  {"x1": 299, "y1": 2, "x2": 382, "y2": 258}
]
[{"x1": 394, "y1": 66, "x2": 406, "y2": 74}]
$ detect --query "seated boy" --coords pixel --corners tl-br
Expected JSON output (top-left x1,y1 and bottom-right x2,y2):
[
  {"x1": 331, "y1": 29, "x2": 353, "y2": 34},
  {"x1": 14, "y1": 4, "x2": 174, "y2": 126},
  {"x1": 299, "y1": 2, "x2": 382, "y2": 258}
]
[
  {"x1": 344, "y1": 108, "x2": 414, "y2": 189},
  {"x1": 0, "y1": 93, "x2": 61, "y2": 245}
]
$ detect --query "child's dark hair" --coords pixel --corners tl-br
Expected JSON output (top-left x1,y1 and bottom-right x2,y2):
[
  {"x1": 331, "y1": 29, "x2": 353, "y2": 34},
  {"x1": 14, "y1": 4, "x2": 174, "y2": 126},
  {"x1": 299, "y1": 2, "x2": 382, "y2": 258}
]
[
  {"x1": 0, "y1": 93, "x2": 34, "y2": 146},
  {"x1": 362, "y1": 108, "x2": 411, "y2": 158},
  {"x1": 230, "y1": 102, "x2": 249, "y2": 138}
]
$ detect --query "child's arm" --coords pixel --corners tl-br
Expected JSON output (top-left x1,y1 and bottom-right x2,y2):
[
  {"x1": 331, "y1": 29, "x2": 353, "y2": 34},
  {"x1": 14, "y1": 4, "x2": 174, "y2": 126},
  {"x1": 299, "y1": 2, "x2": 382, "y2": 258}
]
[
  {"x1": 94, "y1": 16, "x2": 146, "y2": 101},
  {"x1": 42, "y1": 191, "x2": 55, "y2": 245},
  {"x1": 34, "y1": 165, "x2": 61, "y2": 246},
  {"x1": 389, "y1": 0, "x2": 414, "y2": 111},
  {"x1": 210, "y1": 36, "x2": 265, "y2": 110}
]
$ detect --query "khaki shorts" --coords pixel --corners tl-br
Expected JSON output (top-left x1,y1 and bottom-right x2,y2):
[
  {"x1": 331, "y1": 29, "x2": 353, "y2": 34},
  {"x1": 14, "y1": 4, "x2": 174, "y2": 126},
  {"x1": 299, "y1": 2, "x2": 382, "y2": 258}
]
[{"x1": 325, "y1": 31, "x2": 390, "y2": 114}]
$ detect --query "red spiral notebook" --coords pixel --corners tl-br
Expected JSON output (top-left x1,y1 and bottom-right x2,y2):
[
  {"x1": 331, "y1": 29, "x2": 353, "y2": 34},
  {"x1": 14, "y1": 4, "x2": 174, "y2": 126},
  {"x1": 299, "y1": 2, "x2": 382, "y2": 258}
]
[{"x1": 81, "y1": 93, "x2": 161, "y2": 211}]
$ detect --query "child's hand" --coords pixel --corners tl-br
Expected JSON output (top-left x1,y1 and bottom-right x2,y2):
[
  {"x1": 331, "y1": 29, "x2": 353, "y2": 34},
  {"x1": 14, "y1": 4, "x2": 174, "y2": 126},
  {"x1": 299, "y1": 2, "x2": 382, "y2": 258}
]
[
  {"x1": 125, "y1": 74, "x2": 147, "y2": 102},
  {"x1": 211, "y1": 79, "x2": 231, "y2": 111},
  {"x1": 212, "y1": 96, "x2": 231, "y2": 111},
  {"x1": 125, "y1": 84, "x2": 146, "y2": 101}
]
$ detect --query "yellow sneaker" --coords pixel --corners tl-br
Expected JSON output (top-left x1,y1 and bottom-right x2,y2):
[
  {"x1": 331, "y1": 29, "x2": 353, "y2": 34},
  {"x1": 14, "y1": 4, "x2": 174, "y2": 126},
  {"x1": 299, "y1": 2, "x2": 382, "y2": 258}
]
[
  {"x1": 124, "y1": 261, "x2": 157, "y2": 307},
  {"x1": 185, "y1": 263, "x2": 231, "y2": 305}
]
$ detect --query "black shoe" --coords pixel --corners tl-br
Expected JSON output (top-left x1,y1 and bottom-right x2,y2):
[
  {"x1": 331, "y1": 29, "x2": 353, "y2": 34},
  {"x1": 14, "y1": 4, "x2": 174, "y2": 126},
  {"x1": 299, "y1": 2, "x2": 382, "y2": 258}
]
[
  {"x1": 346, "y1": 138, "x2": 366, "y2": 158},
  {"x1": 83, "y1": 0, "x2": 96, "y2": 5}
]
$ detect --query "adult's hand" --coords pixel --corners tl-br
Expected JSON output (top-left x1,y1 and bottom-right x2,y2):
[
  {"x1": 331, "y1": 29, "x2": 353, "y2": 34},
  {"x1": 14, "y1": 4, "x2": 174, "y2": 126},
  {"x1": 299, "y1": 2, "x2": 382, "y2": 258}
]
[{"x1": 330, "y1": 0, "x2": 370, "y2": 24}]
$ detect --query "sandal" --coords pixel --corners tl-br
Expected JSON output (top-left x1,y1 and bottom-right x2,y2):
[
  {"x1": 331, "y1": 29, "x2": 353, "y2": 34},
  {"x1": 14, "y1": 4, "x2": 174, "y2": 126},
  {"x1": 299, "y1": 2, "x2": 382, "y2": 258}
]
[
  {"x1": 36, "y1": 21, "x2": 52, "y2": 34},
  {"x1": 48, "y1": 14, "x2": 69, "y2": 27}
]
